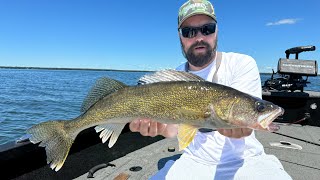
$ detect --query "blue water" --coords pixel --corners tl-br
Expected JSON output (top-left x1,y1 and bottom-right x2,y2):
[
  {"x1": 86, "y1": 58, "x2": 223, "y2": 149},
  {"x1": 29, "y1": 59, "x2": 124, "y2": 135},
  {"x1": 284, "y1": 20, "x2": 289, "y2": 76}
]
[{"x1": 0, "y1": 69, "x2": 319, "y2": 145}]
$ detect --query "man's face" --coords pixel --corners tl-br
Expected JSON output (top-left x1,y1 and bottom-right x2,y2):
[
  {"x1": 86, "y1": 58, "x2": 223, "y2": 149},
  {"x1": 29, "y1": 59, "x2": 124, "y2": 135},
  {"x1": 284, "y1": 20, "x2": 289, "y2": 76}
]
[{"x1": 179, "y1": 14, "x2": 217, "y2": 68}]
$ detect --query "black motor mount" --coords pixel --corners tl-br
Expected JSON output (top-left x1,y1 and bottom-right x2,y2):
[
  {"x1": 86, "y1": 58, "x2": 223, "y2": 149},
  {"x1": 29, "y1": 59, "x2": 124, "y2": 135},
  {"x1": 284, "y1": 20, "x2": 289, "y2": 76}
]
[{"x1": 263, "y1": 45, "x2": 317, "y2": 92}]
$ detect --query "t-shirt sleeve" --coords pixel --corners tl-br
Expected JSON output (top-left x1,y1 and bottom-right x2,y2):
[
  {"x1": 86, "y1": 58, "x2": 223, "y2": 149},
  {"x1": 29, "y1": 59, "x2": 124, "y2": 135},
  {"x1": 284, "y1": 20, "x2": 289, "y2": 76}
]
[{"x1": 229, "y1": 55, "x2": 262, "y2": 99}]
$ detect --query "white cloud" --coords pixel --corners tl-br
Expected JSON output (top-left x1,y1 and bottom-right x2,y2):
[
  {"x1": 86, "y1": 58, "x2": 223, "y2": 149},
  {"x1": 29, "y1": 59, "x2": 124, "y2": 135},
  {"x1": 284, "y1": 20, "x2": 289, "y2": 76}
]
[{"x1": 266, "y1": 18, "x2": 301, "y2": 26}]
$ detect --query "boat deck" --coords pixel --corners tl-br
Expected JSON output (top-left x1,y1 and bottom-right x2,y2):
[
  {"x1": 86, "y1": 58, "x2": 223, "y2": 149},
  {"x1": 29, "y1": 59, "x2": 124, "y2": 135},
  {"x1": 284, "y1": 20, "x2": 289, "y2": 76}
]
[
  {"x1": 76, "y1": 124, "x2": 320, "y2": 180},
  {"x1": 14, "y1": 124, "x2": 320, "y2": 180}
]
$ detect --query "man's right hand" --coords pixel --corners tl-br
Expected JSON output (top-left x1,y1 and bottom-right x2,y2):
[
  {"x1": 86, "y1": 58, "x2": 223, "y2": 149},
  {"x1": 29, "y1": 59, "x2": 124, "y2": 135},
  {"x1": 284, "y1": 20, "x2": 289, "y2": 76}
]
[{"x1": 129, "y1": 119, "x2": 178, "y2": 138}]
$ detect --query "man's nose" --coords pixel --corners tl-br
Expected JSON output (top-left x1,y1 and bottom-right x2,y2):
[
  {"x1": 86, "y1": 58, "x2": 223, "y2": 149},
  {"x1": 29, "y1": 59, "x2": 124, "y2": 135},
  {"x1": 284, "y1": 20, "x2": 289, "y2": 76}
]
[{"x1": 194, "y1": 31, "x2": 205, "y2": 41}]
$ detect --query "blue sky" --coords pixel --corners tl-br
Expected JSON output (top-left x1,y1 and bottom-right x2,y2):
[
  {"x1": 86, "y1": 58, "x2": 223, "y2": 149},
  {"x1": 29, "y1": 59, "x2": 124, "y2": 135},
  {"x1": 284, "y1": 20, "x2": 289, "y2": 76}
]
[{"x1": 0, "y1": 0, "x2": 319, "y2": 72}]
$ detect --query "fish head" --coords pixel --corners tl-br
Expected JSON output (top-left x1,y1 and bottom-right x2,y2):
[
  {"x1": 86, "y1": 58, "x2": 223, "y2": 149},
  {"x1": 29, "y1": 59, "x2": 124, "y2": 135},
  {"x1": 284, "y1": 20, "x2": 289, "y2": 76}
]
[
  {"x1": 228, "y1": 96, "x2": 284, "y2": 131},
  {"x1": 210, "y1": 95, "x2": 284, "y2": 131}
]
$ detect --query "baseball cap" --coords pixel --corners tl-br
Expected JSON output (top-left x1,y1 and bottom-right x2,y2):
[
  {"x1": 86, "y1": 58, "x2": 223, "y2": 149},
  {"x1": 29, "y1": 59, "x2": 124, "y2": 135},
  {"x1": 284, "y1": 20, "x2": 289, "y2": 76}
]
[{"x1": 178, "y1": 0, "x2": 217, "y2": 28}]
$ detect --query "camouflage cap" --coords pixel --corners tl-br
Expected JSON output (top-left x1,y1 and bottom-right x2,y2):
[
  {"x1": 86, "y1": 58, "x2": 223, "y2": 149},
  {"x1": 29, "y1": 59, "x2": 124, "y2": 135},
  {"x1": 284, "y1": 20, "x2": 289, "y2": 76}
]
[{"x1": 178, "y1": 0, "x2": 216, "y2": 27}]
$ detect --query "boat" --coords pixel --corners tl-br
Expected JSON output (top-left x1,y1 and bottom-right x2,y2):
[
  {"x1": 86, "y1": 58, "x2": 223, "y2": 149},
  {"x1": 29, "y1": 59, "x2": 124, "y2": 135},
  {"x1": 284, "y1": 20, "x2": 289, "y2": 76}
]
[
  {"x1": 1, "y1": 46, "x2": 319, "y2": 180},
  {"x1": 262, "y1": 45, "x2": 320, "y2": 127}
]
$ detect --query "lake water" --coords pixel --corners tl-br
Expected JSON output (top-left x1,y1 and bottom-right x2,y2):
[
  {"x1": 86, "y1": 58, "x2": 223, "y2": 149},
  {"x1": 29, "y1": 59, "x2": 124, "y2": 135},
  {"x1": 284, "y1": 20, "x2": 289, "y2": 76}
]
[{"x1": 0, "y1": 69, "x2": 319, "y2": 145}]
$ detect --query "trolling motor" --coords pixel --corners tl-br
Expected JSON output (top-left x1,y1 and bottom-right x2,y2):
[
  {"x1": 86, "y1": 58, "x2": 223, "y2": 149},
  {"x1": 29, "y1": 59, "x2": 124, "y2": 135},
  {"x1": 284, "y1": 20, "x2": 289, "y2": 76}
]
[{"x1": 263, "y1": 45, "x2": 318, "y2": 92}]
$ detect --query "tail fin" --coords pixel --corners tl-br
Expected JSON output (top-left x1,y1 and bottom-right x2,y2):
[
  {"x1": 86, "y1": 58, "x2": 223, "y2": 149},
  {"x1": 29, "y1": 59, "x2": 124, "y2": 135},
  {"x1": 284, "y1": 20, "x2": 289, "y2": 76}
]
[{"x1": 27, "y1": 120, "x2": 75, "y2": 171}]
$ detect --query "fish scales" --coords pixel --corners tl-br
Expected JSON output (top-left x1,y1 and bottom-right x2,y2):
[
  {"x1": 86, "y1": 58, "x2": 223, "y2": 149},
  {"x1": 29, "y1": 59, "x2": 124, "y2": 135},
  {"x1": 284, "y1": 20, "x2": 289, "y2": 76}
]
[{"x1": 79, "y1": 81, "x2": 227, "y2": 125}]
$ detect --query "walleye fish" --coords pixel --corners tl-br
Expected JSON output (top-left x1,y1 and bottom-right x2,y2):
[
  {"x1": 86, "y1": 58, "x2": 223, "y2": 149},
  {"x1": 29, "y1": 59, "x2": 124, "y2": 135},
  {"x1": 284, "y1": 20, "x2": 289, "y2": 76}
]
[{"x1": 27, "y1": 70, "x2": 284, "y2": 171}]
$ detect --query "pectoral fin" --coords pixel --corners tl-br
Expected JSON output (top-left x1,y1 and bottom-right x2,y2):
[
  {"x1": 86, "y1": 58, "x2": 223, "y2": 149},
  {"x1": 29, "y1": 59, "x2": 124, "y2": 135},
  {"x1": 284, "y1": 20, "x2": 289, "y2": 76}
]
[
  {"x1": 95, "y1": 123, "x2": 126, "y2": 148},
  {"x1": 177, "y1": 124, "x2": 198, "y2": 151}
]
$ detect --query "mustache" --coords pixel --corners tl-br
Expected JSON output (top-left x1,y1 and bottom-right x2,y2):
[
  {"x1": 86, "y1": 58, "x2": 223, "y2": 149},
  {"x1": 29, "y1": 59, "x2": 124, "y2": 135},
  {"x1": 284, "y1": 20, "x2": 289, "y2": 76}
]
[
  {"x1": 185, "y1": 40, "x2": 213, "y2": 67},
  {"x1": 190, "y1": 41, "x2": 210, "y2": 49}
]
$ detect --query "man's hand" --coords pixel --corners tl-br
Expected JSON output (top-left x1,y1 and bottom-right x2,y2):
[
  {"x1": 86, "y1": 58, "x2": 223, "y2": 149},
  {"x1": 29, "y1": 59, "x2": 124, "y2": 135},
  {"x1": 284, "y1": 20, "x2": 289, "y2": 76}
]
[
  {"x1": 217, "y1": 128, "x2": 253, "y2": 139},
  {"x1": 129, "y1": 119, "x2": 178, "y2": 138}
]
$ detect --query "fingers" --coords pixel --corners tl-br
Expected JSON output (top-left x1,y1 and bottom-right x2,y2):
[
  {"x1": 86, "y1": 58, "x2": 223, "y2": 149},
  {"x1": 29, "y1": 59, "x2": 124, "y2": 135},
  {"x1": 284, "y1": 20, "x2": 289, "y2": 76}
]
[
  {"x1": 129, "y1": 119, "x2": 141, "y2": 132},
  {"x1": 129, "y1": 119, "x2": 159, "y2": 137},
  {"x1": 139, "y1": 119, "x2": 151, "y2": 136},
  {"x1": 241, "y1": 128, "x2": 253, "y2": 137},
  {"x1": 129, "y1": 119, "x2": 178, "y2": 138},
  {"x1": 148, "y1": 121, "x2": 158, "y2": 137},
  {"x1": 217, "y1": 128, "x2": 253, "y2": 139},
  {"x1": 217, "y1": 129, "x2": 232, "y2": 137}
]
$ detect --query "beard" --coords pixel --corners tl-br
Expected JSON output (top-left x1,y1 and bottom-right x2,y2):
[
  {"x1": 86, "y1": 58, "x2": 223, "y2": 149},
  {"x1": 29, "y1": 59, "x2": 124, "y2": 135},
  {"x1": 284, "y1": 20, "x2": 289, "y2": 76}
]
[{"x1": 183, "y1": 40, "x2": 217, "y2": 67}]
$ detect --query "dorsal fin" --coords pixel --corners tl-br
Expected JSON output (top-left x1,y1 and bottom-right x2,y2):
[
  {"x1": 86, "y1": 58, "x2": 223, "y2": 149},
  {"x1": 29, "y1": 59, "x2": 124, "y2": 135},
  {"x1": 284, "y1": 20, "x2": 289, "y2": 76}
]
[
  {"x1": 138, "y1": 70, "x2": 205, "y2": 85},
  {"x1": 80, "y1": 77, "x2": 127, "y2": 113}
]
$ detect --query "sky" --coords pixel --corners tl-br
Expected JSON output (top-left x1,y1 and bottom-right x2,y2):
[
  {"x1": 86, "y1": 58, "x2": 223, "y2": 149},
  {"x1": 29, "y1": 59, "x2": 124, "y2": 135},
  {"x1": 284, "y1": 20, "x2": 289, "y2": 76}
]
[{"x1": 0, "y1": 0, "x2": 319, "y2": 73}]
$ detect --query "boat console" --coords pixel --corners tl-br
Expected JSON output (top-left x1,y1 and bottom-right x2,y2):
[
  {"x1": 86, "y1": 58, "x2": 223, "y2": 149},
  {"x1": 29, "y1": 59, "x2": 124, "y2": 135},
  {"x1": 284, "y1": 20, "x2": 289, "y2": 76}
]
[
  {"x1": 263, "y1": 45, "x2": 317, "y2": 92},
  {"x1": 262, "y1": 46, "x2": 320, "y2": 126}
]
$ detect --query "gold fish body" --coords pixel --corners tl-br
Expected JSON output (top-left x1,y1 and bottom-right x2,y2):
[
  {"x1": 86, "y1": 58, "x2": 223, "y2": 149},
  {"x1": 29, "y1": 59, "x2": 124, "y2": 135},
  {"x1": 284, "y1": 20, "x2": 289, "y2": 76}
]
[{"x1": 27, "y1": 70, "x2": 284, "y2": 171}]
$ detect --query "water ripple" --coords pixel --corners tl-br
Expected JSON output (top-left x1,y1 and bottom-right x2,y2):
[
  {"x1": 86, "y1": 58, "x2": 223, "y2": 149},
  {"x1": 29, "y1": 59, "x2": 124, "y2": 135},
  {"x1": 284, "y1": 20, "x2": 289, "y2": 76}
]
[{"x1": 0, "y1": 69, "x2": 146, "y2": 145}]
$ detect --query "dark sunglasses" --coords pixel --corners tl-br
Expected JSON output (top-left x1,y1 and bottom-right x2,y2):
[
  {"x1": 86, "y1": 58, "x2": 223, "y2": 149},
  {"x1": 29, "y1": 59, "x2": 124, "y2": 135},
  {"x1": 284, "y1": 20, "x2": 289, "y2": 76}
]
[{"x1": 179, "y1": 23, "x2": 216, "y2": 38}]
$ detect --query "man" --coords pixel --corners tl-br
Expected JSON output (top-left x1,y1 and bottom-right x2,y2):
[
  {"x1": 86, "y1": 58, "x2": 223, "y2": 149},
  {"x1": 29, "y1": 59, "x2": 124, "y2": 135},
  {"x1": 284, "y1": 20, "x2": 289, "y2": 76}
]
[{"x1": 130, "y1": 0, "x2": 292, "y2": 179}]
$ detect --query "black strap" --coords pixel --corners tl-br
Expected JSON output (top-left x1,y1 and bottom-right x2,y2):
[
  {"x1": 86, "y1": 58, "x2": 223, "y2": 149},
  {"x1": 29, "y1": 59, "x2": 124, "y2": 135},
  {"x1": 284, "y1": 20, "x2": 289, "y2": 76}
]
[{"x1": 212, "y1": 51, "x2": 222, "y2": 83}]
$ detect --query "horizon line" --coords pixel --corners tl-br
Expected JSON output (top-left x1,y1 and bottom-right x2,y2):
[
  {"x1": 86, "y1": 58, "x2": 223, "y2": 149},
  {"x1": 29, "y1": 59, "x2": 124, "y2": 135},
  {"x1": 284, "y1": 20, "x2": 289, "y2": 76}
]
[
  {"x1": 0, "y1": 65, "x2": 280, "y2": 74},
  {"x1": 0, "y1": 66, "x2": 153, "y2": 72}
]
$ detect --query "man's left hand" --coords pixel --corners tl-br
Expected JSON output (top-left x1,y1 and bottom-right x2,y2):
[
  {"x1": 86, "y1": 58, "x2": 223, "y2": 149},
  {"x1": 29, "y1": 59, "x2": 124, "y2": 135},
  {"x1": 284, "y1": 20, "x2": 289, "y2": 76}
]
[{"x1": 217, "y1": 128, "x2": 253, "y2": 139}]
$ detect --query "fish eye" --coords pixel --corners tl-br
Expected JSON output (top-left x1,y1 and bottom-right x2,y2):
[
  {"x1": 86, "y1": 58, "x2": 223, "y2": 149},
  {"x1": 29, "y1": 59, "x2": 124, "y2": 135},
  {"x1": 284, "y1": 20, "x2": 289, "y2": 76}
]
[{"x1": 256, "y1": 102, "x2": 266, "y2": 112}]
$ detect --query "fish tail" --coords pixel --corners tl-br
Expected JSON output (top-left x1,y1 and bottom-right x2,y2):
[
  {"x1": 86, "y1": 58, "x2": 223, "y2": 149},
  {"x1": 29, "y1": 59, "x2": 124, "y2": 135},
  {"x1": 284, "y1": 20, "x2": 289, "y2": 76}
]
[{"x1": 27, "y1": 120, "x2": 76, "y2": 171}]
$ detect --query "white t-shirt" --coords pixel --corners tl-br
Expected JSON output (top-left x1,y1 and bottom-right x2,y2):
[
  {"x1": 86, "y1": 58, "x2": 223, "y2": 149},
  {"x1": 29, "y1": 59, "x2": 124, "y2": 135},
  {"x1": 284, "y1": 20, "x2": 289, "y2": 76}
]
[{"x1": 176, "y1": 52, "x2": 265, "y2": 164}]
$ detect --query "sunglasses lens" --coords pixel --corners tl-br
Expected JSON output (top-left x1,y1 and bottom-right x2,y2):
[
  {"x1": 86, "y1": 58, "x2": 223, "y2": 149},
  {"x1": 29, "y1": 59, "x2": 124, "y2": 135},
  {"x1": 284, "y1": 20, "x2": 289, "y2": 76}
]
[
  {"x1": 180, "y1": 23, "x2": 216, "y2": 38},
  {"x1": 201, "y1": 24, "x2": 216, "y2": 35},
  {"x1": 181, "y1": 27, "x2": 197, "y2": 38}
]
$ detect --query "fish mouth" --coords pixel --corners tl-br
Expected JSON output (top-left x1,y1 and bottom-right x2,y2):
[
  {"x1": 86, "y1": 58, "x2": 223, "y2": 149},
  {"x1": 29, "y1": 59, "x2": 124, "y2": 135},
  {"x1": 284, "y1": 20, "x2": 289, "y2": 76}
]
[{"x1": 258, "y1": 106, "x2": 284, "y2": 129}]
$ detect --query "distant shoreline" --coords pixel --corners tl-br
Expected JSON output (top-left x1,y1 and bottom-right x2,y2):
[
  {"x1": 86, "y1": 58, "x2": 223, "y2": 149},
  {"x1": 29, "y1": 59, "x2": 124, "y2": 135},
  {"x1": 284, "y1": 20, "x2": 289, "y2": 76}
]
[
  {"x1": 0, "y1": 66, "x2": 153, "y2": 72},
  {"x1": 2, "y1": 66, "x2": 319, "y2": 76},
  {"x1": 0, "y1": 66, "x2": 275, "y2": 75}
]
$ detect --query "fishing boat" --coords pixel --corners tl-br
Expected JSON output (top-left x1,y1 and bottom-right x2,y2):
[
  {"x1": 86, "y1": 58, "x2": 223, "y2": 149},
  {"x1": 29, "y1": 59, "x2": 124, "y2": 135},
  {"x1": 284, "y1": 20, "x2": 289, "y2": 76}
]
[
  {"x1": 1, "y1": 46, "x2": 319, "y2": 180},
  {"x1": 262, "y1": 45, "x2": 319, "y2": 127}
]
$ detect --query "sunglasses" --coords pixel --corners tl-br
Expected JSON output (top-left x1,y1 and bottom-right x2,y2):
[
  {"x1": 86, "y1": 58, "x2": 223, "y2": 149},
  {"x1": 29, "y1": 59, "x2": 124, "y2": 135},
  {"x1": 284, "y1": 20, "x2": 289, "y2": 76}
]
[{"x1": 179, "y1": 23, "x2": 216, "y2": 38}]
